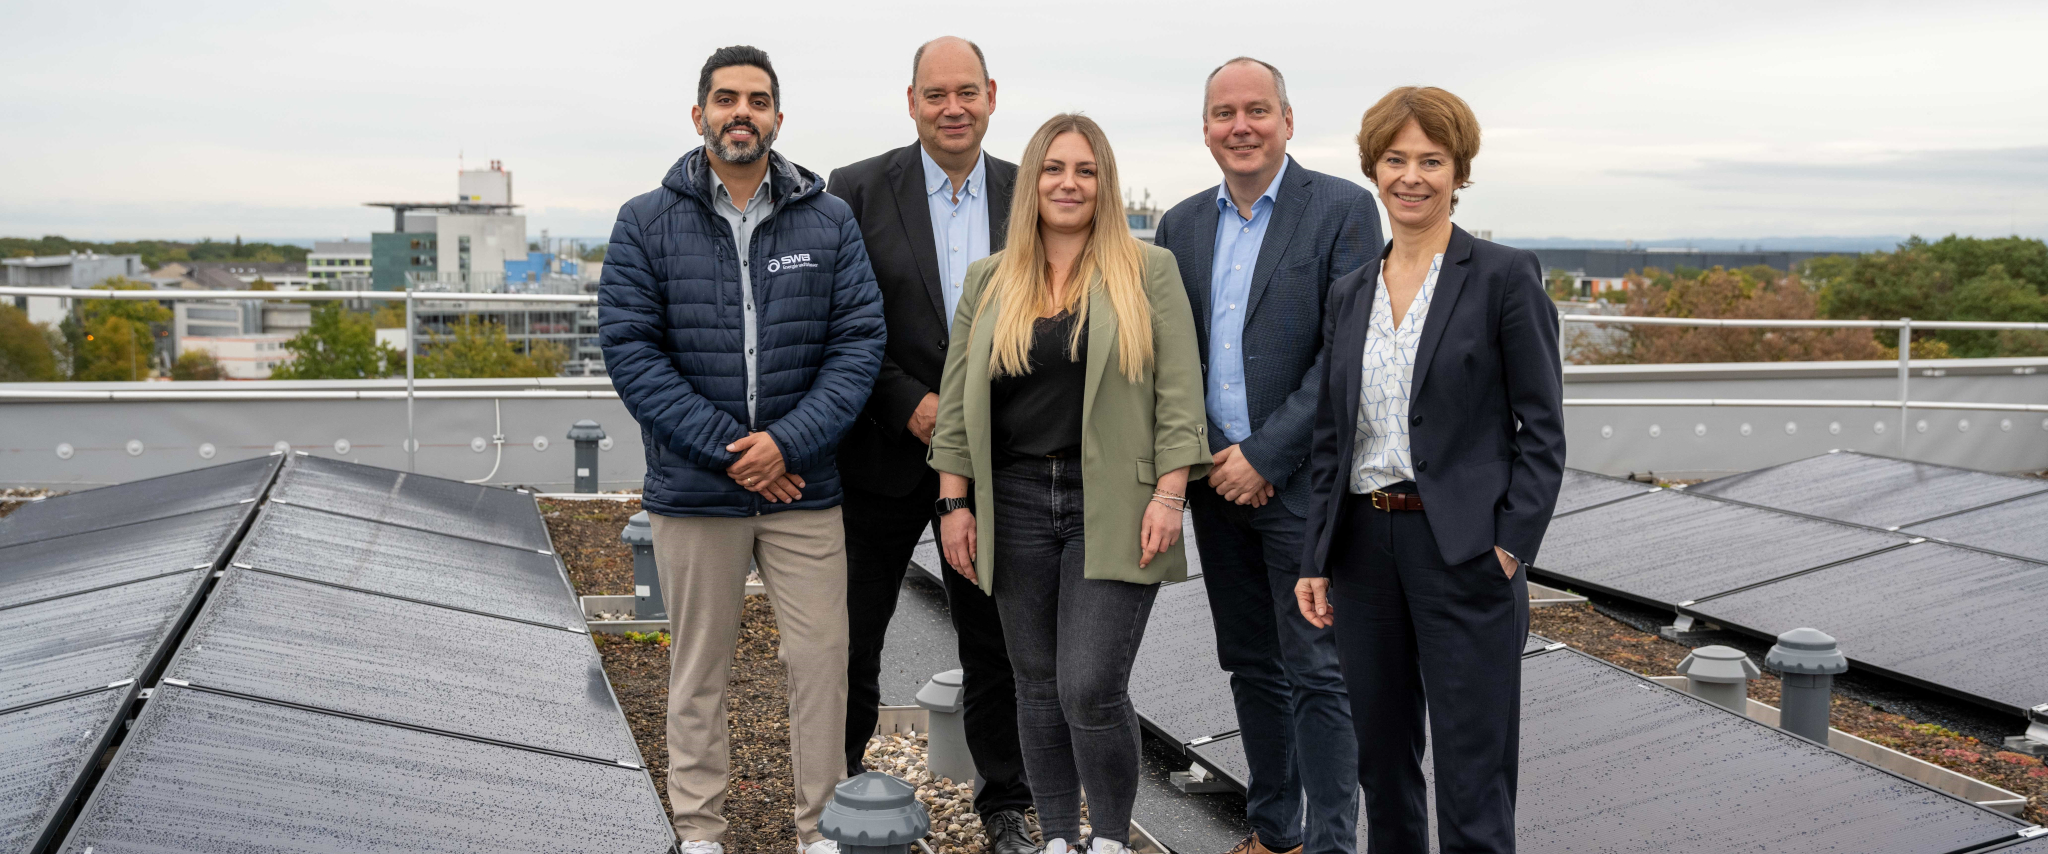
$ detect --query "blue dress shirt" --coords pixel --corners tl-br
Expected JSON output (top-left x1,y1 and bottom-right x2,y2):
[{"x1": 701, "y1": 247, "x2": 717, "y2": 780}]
[
  {"x1": 921, "y1": 146, "x2": 989, "y2": 322},
  {"x1": 1207, "y1": 160, "x2": 1289, "y2": 444}
]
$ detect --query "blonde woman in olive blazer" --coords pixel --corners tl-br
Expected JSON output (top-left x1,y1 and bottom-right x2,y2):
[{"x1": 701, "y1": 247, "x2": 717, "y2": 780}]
[
  {"x1": 925, "y1": 114, "x2": 1208, "y2": 854},
  {"x1": 927, "y1": 244, "x2": 1212, "y2": 591}
]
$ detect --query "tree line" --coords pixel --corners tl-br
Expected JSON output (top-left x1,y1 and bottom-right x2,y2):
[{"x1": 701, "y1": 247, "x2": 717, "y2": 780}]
[
  {"x1": 2, "y1": 235, "x2": 310, "y2": 268},
  {"x1": 7, "y1": 234, "x2": 2043, "y2": 378},
  {"x1": 1565, "y1": 235, "x2": 2048, "y2": 364},
  {"x1": 0, "y1": 283, "x2": 563, "y2": 382}
]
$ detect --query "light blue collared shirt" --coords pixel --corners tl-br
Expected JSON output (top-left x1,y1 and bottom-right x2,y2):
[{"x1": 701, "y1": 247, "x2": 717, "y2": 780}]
[
  {"x1": 921, "y1": 147, "x2": 989, "y2": 322},
  {"x1": 1207, "y1": 159, "x2": 1289, "y2": 444}
]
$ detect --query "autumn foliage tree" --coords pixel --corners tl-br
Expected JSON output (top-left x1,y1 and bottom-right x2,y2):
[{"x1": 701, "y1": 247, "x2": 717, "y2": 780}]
[
  {"x1": 1575, "y1": 266, "x2": 1886, "y2": 365},
  {"x1": 269, "y1": 303, "x2": 399, "y2": 379},
  {"x1": 171, "y1": 349, "x2": 224, "y2": 381},
  {"x1": 416, "y1": 318, "x2": 565, "y2": 379},
  {"x1": 72, "y1": 277, "x2": 171, "y2": 381},
  {"x1": 0, "y1": 304, "x2": 62, "y2": 381}
]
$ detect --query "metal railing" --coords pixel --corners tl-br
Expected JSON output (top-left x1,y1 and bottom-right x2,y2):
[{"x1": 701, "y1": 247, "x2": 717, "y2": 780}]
[
  {"x1": 3, "y1": 285, "x2": 599, "y2": 472},
  {"x1": 8, "y1": 286, "x2": 2048, "y2": 463},
  {"x1": 1560, "y1": 313, "x2": 2048, "y2": 454}
]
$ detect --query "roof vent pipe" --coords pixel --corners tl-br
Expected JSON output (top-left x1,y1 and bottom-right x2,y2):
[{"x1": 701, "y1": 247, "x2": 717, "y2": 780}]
[
  {"x1": 818, "y1": 771, "x2": 930, "y2": 853},
  {"x1": 1675, "y1": 645, "x2": 1759, "y2": 714},
  {"x1": 1766, "y1": 627, "x2": 1848, "y2": 746}
]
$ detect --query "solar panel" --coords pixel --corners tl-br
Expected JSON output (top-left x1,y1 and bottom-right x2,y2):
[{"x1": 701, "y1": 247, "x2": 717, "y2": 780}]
[
  {"x1": 1905, "y1": 491, "x2": 2048, "y2": 563},
  {"x1": 1130, "y1": 579, "x2": 1237, "y2": 746},
  {"x1": 1685, "y1": 450, "x2": 2047, "y2": 529},
  {"x1": 1170, "y1": 650, "x2": 2023, "y2": 853},
  {"x1": 0, "y1": 503, "x2": 245, "y2": 609},
  {"x1": 1502, "y1": 650, "x2": 2024, "y2": 853},
  {"x1": 0, "y1": 688, "x2": 129, "y2": 854},
  {"x1": 1555, "y1": 469, "x2": 1656, "y2": 516},
  {"x1": 0, "y1": 455, "x2": 277, "y2": 548},
  {"x1": 1186, "y1": 733, "x2": 1248, "y2": 790},
  {"x1": 0, "y1": 571, "x2": 205, "y2": 712},
  {"x1": 56, "y1": 686, "x2": 677, "y2": 854},
  {"x1": 1530, "y1": 489, "x2": 1905, "y2": 608},
  {"x1": 1682, "y1": 542, "x2": 2048, "y2": 715},
  {"x1": 233, "y1": 503, "x2": 583, "y2": 628},
  {"x1": 270, "y1": 455, "x2": 551, "y2": 550},
  {"x1": 165, "y1": 569, "x2": 642, "y2": 764}
]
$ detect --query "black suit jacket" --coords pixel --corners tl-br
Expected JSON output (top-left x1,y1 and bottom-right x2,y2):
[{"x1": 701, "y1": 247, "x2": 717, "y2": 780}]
[
  {"x1": 1153, "y1": 157, "x2": 1381, "y2": 516},
  {"x1": 828, "y1": 142, "x2": 1018, "y2": 497},
  {"x1": 1301, "y1": 225, "x2": 1566, "y2": 572}
]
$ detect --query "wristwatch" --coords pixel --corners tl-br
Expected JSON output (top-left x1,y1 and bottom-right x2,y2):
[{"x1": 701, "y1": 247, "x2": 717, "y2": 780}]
[{"x1": 933, "y1": 496, "x2": 974, "y2": 517}]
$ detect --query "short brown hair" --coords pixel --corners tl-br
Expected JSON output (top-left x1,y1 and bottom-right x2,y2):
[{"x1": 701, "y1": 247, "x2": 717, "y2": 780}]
[{"x1": 1355, "y1": 87, "x2": 1481, "y2": 204}]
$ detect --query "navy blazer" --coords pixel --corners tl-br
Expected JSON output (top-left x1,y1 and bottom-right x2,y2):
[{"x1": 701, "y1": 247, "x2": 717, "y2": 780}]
[
  {"x1": 1300, "y1": 225, "x2": 1565, "y2": 572},
  {"x1": 1154, "y1": 157, "x2": 1381, "y2": 516}
]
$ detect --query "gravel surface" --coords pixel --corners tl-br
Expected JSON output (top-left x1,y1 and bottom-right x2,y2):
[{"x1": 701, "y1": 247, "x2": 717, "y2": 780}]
[
  {"x1": 863, "y1": 731, "x2": 1101, "y2": 852},
  {"x1": 0, "y1": 487, "x2": 51, "y2": 520},
  {"x1": 592, "y1": 596, "x2": 799, "y2": 852},
  {"x1": 541, "y1": 498, "x2": 643, "y2": 596},
  {"x1": 1532, "y1": 601, "x2": 2046, "y2": 824}
]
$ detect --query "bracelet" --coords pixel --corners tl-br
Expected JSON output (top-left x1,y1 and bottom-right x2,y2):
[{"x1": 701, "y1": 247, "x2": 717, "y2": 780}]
[{"x1": 1150, "y1": 492, "x2": 1188, "y2": 513}]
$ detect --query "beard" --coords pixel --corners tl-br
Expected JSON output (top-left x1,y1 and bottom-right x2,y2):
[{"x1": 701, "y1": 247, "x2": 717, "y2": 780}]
[{"x1": 703, "y1": 117, "x2": 776, "y2": 164}]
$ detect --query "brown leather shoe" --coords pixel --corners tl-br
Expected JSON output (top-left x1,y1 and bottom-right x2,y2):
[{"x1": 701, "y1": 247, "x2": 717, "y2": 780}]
[{"x1": 1223, "y1": 834, "x2": 1301, "y2": 854}]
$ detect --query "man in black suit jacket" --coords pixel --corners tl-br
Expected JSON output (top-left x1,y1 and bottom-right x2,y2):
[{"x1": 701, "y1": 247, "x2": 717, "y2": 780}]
[
  {"x1": 826, "y1": 36, "x2": 1033, "y2": 854},
  {"x1": 1153, "y1": 58, "x2": 1381, "y2": 854}
]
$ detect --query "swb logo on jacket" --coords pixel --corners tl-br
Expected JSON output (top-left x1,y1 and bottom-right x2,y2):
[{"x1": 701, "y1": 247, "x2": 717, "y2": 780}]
[{"x1": 767, "y1": 252, "x2": 818, "y2": 274}]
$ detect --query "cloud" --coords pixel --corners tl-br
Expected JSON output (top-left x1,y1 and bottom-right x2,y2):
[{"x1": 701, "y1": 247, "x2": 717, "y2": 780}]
[{"x1": 1626, "y1": 146, "x2": 2048, "y2": 191}]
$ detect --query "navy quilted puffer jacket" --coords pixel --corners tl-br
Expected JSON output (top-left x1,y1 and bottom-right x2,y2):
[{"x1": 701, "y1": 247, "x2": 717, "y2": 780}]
[{"x1": 600, "y1": 148, "x2": 885, "y2": 518}]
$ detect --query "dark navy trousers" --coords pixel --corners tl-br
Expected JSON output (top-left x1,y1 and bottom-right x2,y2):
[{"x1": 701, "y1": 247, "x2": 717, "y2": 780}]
[
  {"x1": 1190, "y1": 482, "x2": 1359, "y2": 853},
  {"x1": 1328, "y1": 485, "x2": 1526, "y2": 854}
]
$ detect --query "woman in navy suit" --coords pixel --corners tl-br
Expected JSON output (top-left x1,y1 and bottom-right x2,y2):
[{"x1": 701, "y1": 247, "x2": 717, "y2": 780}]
[{"x1": 1292, "y1": 87, "x2": 1565, "y2": 854}]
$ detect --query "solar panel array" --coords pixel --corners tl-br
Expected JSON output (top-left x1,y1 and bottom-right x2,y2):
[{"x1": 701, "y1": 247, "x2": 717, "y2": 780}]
[
  {"x1": 0, "y1": 456, "x2": 277, "y2": 854},
  {"x1": 0, "y1": 455, "x2": 674, "y2": 854},
  {"x1": 1130, "y1": 571, "x2": 2033, "y2": 853},
  {"x1": 1684, "y1": 450, "x2": 2048, "y2": 530},
  {"x1": 1535, "y1": 451, "x2": 2048, "y2": 716}
]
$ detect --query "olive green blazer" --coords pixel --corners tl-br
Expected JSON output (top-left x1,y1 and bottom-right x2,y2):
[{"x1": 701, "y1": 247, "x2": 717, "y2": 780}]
[{"x1": 928, "y1": 242, "x2": 1212, "y2": 594}]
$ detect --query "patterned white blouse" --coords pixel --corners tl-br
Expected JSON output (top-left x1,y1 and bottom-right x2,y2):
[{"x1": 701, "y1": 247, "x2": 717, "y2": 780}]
[{"x1": 1349, "y1": 254, "x2": 1444, "y2": 494}]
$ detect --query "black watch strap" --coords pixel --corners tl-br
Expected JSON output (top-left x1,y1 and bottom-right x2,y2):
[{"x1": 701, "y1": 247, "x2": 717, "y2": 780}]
[{"x1": 934, "y1": 496, "x2": 973, "y2": 517}]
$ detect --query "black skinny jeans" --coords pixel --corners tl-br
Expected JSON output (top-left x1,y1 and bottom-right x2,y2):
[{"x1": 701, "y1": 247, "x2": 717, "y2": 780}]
[{"x1": 989, "y1": 456, "x2": 1158, "y2": 847}]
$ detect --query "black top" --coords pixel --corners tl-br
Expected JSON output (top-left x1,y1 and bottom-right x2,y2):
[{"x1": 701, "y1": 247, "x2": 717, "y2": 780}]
[{"x1": 991, "y1": 311, "x2": 1086, "y2": 465}]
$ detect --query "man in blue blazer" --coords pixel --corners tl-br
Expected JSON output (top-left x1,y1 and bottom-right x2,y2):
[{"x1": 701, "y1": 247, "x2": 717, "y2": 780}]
[{"x1": 1153, "y1": 57, "x2": 1381, "y2": 854}]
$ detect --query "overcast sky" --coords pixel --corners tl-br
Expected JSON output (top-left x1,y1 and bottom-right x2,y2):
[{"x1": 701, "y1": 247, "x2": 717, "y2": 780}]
[{"x1": 3, "y1": 0, "x2": 2044, "y2": 244}]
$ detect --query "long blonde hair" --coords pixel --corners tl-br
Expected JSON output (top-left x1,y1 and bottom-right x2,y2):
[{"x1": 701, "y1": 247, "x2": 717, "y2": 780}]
[{"x1": 976, "y1": 113, "x2": 1152, "y2": 382}]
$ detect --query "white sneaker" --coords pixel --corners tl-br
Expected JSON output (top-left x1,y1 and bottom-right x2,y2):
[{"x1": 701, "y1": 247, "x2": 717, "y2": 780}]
[
  {"x1": 799, "y1": 840, "x2": 840, "y2": 854},
  {"x1": 680, "y1": 842, "x2": 723, "y2": 854},
  {"x1": 1088, "y1": 840, "x2": 1127, "y2": 854}
]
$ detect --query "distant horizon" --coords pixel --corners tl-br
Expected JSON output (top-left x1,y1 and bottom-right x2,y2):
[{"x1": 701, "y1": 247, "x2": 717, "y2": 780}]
[{"x1": 8, "y1": 232, "x2": 2022, "y2": 257}]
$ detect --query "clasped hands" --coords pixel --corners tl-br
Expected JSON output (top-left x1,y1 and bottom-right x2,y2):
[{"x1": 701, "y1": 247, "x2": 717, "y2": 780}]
[
  {"x1": 726, "y1": 431, "x2": 805, "y2": 503},
  {"x1": 1210, "y1": 444, "x2": 1274, "y2": 507}
]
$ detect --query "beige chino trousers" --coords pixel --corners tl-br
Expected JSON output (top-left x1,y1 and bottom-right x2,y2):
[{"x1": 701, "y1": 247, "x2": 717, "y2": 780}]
[{"x1": 651, "y1": 508, "x2": 848, "y2": 846}]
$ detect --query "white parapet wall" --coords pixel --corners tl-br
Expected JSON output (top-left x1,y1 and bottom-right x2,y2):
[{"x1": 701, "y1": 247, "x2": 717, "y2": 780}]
[{"x1": 2, "y1": 357, "x2": 2045, "y2": 488}]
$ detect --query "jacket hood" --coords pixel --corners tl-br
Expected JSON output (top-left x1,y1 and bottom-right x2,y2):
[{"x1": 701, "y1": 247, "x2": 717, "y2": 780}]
[{"x1": 662, "y1": 146, "x2": 822, "y2": 209}]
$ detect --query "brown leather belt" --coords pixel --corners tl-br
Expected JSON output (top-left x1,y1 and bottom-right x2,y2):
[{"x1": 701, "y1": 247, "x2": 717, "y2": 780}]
[{"x1": 1367, "y1": 490, "x2": 1424, "y2": 512}]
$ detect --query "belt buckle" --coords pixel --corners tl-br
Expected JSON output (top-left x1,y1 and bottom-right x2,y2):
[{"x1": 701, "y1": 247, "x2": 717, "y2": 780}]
[{"x1": 1370, "y1": 490, "x2": 1391, "y2": 511}]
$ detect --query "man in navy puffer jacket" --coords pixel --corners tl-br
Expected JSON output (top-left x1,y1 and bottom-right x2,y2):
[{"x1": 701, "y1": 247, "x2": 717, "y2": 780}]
[{"x1": 599, "y1": 45, "x2": 884, "y2": 854}]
